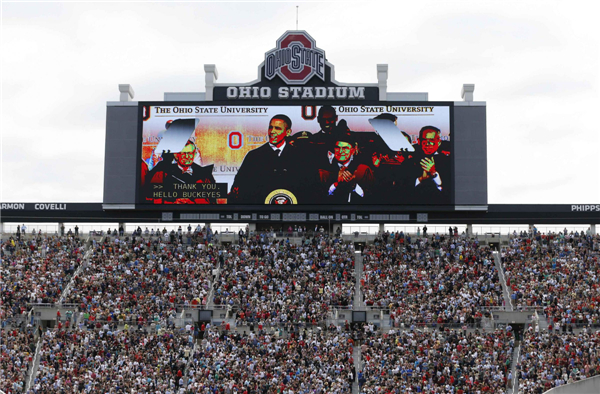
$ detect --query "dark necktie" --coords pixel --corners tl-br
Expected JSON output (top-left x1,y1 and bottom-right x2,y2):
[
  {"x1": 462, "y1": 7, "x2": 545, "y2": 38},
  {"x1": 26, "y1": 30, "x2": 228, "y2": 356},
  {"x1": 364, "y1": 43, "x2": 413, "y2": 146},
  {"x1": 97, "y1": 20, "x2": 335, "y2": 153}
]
[{"x1": 274, "y1": 149, "x2": 281, "y2": 157}]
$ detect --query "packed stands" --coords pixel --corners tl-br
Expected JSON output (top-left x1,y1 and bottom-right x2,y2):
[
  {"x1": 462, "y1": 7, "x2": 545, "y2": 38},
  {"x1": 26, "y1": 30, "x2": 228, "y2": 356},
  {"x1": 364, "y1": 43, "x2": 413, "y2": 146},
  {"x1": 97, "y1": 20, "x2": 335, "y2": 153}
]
[
  {"x1": 61, "y1": 235, "x2": 218, "y2": 325},
  {"x1": 359, "y1": 328, "x2": 514, "y2": 394},
  {"x1": 186, "y1": 326, "x2": 354, "y2": 393},
  {"x1": 0, "y1": 328, "x2": 37, "y2": 394},
  {"x1": 212, "y1": 236, "x2": 356, "y2": 325},
  {"x1": 2, "y1": 225, "x2": 600, "y2": 394},
  {"x1": 502, "y1": 232, "x2": 600, "y2": 327},
  {"x1": 362, "y1": 235, "x2": 502, "y2": 327},
  {"x1": 30, "y1": 327, "x2": 194, "y2": 393},
  {"x1": 518, "y1": 327, "x2": 600, "y2": 393},
  {"x1": 1, "y1": 235, "x2": 85, "y2": 319}
]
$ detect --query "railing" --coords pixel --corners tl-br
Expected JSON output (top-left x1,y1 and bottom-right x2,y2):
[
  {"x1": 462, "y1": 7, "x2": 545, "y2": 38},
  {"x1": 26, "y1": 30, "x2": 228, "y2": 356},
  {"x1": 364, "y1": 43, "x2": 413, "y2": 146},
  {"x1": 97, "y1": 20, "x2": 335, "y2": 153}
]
[
  {"x1": 493, "y1": 251, "x2": 514, "y2": 311},
  {"x1": 176, "y1": 304, "x2": 209, "y2": 310},
  {"x1": 58, "y1": 243, "x2": 92, "y2": 304},
  {"x1": 232, "y1": 321, "x2": 327, "y2": 329},
  {"x1": 206, "y1": 267, "x2": 220, "y2": 310},
  {"x1": 26, "y1": 303, "x2": 57, "y2": 308},
  {"x1": 514, "y1": 305, "x2": 545, "y2": 312},
  {"x1": 327, "y1": 308, "x2": 355, "y2": 321},
  {"x1": 541, "y1": 374, "x2": 600, "y2": 394},
  {"x1": 1, "y1": 315, "x2": 25, "y2": 328},
  {"x1": 328, "y1": 305, "x2": 354, "y2": 309},
  {"x1": 363, "y1": 304, "x2": 503, "y2": 312},
  {"x1": 210, "y1": 304, "x2": 230, "y2": 309},
  {"x1": 390, "y1": 322, "x2": 485, "y2": 330},
  {"x1": 487, "y1": 305, "x2": 512, "y2": 312},
  {"x1": 59, "y1": 303, "x2": 79, "y2": 309},
  {"x1": 183, "y1": 340, "x2": 198, "y2": 388},
  {"x1": 547, "y1": 322, "x2": 600, "y2": 329},
  {"x1": 69, "y1": 318, "x2": 179, "y2": 329},
  {"x1": 512, "y1": 344, "x2": 521, "y2": 393},
  {"x1": 25, "y1": 337, "x2": 42, "y2": 393},
  {"x1": 26, "y1": 307, "x2": 34, "y2": 322}
]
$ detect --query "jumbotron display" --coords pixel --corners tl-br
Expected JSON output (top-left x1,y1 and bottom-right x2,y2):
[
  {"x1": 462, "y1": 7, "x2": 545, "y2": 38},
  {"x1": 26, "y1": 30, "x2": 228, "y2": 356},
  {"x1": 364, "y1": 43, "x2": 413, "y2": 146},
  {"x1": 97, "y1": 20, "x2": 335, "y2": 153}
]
[{"x1": 139, "y1": 103, "x2": 452, "y2": 205}]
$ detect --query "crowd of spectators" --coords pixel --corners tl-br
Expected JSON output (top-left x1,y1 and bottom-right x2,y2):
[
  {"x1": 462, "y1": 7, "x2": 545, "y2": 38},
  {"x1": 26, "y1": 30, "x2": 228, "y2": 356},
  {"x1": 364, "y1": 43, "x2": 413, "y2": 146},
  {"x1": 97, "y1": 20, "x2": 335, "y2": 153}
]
[
  {"x1": 107, "y1": 225, "x2": 217, "y2": 245},
  {"x1": 1, "y1": 235, "x2": 84, "y2": 320},
  {"x1": 518, "y1": 327, "x2": 600, "y2": 393},
  {"x1": 30, "y1": 327, "x2": 193, "y2": 393},
  {"x1": 186, "y1": 326, "x2": 354, "y2": 393},
  {"x1": 362, "y1": 234, "x2": 502, "y2": 327},
  {"x1": 359, "y1": 328, "x2": 513, "y2": 394},
  {"x1": 0, "y1": 328, "x2": 37, "y2": 393},
  {"x1": 61, "y1": 235, "x2": 219, "y2": 325},
  {"x1": 501, "y1": 231, "x2": 600, "y2": 327},
  {"x1": 4, "y1": 225, "x2": 600, "y2": 394},
  {"x1": 212, "y1": 235, "x2": 356, "y2": 325}
]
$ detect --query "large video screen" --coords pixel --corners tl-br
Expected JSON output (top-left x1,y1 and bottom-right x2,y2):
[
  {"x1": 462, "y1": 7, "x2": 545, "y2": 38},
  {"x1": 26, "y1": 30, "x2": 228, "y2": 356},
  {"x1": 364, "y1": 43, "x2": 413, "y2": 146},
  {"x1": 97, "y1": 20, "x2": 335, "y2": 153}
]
[{"x1": 139, "y1": 103, "x2": 452, "y2": 205}]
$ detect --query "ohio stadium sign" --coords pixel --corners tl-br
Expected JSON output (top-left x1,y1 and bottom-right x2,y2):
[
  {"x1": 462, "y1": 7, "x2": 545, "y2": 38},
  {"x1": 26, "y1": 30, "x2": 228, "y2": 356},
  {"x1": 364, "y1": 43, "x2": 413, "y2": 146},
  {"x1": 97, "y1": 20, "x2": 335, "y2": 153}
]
[
  {"x1": 264, "y1": 31, "x2": 325, "y2": 85},
  {"x1": 214, "y1": 30, "x2": 377, "y2": 101},
  {"x1": 139, "y1": 30, "x2": 453, "y2": 206}
]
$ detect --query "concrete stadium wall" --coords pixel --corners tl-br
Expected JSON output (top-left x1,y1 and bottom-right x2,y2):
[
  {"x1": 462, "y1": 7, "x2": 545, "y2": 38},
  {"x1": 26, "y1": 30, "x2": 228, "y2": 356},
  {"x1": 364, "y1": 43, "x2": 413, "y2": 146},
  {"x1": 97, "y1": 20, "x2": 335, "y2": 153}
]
[
  {"x1": 103, "y1": 103, "x2": 139, "y2": 205},
  {"x1": 543, "y1": 375, "x2": 600, "y2": 394},
  {"x1": 453, "y1": 104, "x2": 487, "y2": 206}
]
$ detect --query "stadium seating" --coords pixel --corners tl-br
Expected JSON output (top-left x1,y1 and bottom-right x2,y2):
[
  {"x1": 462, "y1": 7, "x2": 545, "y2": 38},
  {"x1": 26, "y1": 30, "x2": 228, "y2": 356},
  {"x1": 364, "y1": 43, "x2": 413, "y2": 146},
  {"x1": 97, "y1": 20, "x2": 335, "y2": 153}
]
[
  {"x1": 518, "y1": 327, "x2": 600, "y2": 393},
  {"x1": 212, "y1": 237, "x2": 355, "y2": 325},
  {"x1": 31, "y1": 327, "x2": 194, "y2": 393},
  {"x1": 186, "y1": 325, "x2": 355, "y2": 393},
  {"x1": 359, "y1": 328, "x2": 513, "y2": 394},
  {"x1": 1, "y1": 235, "x2": 84, "y2": 319},
  {"x1": 1, "y1": 229, "x2": 599, "y2": 394},
  {"x1": 362, "y1": 236, "x2": 502, "y2": 327},
  {"x1": 502, "y1": 233, "x2": 600, "y2": 327},
  {"x1": 0, "y1": 328, "x2": 37, "y2": 394},
  {"x1": 61, "y1": 236, "x2": 217, "y2": 324}
]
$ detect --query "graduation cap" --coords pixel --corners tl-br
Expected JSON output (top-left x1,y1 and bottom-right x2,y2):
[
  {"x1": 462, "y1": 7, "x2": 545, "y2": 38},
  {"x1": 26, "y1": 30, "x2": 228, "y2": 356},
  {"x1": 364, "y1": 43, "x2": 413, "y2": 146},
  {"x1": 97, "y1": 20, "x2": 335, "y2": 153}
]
[
  {"x1": 368, "y1": 116, "x2": 415, "y2": 152},
  {"x1": 154, "y1": 118, "x2": 199, "y2": 154}
]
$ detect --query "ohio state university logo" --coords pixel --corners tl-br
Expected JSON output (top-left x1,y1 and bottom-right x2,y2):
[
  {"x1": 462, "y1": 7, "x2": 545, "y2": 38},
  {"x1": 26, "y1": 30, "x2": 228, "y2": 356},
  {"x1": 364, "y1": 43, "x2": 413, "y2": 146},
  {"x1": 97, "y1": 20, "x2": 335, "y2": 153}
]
[{"x1": 264, "y1": 31, "x2": 325, "y2": 85}]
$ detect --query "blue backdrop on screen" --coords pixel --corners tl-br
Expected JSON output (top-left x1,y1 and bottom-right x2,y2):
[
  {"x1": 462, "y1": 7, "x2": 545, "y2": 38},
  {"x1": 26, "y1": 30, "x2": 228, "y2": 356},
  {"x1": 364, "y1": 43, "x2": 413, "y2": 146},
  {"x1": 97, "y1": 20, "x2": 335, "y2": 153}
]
[{"x1": 139, "y1": 103, "x2": 453, "y2": 205}]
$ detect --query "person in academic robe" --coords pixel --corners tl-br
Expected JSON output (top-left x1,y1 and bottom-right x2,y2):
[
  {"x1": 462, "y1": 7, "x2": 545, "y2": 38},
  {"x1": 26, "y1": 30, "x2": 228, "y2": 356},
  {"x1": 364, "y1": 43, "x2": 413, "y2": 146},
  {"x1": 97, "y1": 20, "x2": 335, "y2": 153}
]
[
  {"x1": 229, "y1": 114, "x2": 305, "y2": 204},
  {"x1": 317, "y1": 132, "x2": 375, "y2": 204}
]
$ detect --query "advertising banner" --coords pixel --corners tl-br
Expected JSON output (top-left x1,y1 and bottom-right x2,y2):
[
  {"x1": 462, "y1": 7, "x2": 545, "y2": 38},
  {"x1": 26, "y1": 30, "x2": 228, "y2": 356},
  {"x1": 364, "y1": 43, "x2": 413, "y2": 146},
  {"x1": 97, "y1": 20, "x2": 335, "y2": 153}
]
[{"x1": 139, "y1": 103, "x2": 452, "y2": 205}]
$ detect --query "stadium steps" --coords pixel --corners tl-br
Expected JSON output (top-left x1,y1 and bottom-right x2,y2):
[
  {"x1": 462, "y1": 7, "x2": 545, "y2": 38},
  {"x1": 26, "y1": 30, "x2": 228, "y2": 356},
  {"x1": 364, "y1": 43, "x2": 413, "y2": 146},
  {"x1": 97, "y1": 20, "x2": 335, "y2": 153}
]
[
  {"x1": 481, "y1": 314, "x2": 494, "y2": 331},
  {"x1": 493, "y1": 251, "x2": 514, "y2": 311},
  {"x1": 354, "y1": 250, "x2": 365, "y2": 309},
  {"x1": 176, "y1": 265, "x2": 222, "y2": 328},
  {"x1": 206, "y1": 265, "x2": 221, "y2": 310},
  {"x1": 183, "y1": 340, "x2": 198, "y2": 388},
  {"x1": 58, "y1": 236, "x2": 96, "y2": 305},
  {"x1": 24, "y1": 336, "x2": 42, "y2": 393},
  {"x1": 353, "y1": 344, "x2": 361, "y2": 394},
  {"x1": 507, "y1": 341, "x2": 521, "y2": 394}
]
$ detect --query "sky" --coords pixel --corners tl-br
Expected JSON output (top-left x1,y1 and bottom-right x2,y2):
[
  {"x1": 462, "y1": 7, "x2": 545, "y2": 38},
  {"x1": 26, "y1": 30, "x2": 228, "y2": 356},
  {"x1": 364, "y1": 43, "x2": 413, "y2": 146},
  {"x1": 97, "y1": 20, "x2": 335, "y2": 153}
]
[{"x1": 1, "y1": 0, "x2": 599, "y2": 204}]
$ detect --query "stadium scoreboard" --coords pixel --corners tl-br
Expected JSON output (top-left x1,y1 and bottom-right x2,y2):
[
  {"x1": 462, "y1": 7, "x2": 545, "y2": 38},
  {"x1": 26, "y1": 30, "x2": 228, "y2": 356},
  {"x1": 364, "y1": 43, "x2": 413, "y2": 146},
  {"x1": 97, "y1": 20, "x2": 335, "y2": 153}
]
[
  {"x1": 103, "y1": 31, "x2": 488, "y2": 216},
  {"x1": 2, "y1": 32, "x2": 597, "y2": 226}
]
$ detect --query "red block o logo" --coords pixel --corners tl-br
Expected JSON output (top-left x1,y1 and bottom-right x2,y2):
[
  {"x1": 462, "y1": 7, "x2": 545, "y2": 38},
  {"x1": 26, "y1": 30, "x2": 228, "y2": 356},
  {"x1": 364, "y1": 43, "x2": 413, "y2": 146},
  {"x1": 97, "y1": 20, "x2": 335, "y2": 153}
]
[
  {"x1": 264, "y1": 31, "x2": 325, "y2": 85},
  {"x1": 228, "y1": 131, "x2": 243, "y2": 150}
]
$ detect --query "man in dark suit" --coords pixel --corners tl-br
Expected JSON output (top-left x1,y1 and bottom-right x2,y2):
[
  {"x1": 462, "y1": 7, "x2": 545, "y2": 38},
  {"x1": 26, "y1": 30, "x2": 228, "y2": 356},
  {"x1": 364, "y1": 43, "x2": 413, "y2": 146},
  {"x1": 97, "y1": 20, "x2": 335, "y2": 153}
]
[
  {"x1": 315, "y1": 105, "x2": 339, "y2": 136},
  {"x1": 318, "y1": 133, "x2": 374, "y2": 204},
  {"x1": 411, "y1": 125, "x2": 451, "y2": 203},
  {"x1": 229, "y1": 114, "x2": 304, "y2": 204}
]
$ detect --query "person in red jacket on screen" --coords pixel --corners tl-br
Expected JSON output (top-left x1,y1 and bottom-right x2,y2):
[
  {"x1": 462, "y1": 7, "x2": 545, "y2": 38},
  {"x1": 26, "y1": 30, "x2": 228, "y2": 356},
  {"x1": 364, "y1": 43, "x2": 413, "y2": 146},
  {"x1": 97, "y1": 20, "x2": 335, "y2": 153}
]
[{"x1": 144, "y1": 140, "x2": 215, "y2": 204}]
